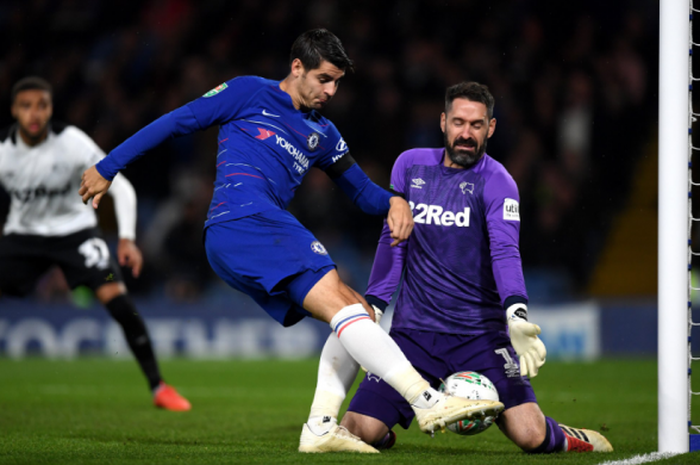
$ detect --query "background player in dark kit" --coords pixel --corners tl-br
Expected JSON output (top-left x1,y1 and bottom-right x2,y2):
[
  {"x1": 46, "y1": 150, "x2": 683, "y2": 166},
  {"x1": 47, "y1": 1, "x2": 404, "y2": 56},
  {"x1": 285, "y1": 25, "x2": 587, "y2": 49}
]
[{"x1": 0, "y1": 76, "x2": 190, "y2": 411}]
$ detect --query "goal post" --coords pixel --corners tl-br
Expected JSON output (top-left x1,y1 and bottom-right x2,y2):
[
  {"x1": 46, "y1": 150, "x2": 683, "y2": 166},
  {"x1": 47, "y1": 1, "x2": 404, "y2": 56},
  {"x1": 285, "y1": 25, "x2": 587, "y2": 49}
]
[{"x1": 658, "y1": 0, "x2": 691, "y2": 454}]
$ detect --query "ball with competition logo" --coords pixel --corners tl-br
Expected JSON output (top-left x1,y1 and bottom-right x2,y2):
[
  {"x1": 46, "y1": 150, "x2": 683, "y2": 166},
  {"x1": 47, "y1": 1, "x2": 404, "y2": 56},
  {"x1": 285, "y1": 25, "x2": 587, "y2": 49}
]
[{"x1": 438, "y1": 371, "x2": 500, "y2": 435}]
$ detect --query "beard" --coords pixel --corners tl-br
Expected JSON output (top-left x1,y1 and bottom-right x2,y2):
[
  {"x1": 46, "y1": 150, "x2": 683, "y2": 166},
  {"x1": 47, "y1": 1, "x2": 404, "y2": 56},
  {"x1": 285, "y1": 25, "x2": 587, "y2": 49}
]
[
  {"x1": 444, "y1": 134, "x2": 487, "y2": 168},
  {"x1": 19, "y1": 124, "x2": 49, "y2": 145}
]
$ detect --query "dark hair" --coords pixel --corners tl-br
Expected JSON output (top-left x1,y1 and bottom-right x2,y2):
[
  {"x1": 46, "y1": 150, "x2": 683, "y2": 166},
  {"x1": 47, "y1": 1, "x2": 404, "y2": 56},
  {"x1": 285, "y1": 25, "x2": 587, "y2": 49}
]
[
  {"x1": 11, "y1": 76, "x2": 52, "y2": 103},
  {"x1": 289, "y1": 28, "x2": 354, "y2": 72},
  {"x1": 445, "y1": 81, "x2": 495, "y2": 118}
]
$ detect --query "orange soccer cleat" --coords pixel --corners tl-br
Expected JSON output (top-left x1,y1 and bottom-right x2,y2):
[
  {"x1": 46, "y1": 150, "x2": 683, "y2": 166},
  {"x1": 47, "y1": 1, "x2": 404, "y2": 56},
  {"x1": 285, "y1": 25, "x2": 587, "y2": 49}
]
[{"x1": 153, "y1": 382, "x2": 191, "y2": 411}]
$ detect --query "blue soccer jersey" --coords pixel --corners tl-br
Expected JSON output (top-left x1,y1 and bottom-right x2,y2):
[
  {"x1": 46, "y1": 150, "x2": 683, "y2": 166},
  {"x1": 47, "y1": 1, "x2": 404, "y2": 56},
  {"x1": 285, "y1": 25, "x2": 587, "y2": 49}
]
[
  {"x1": 93, "y1": 75, "x2": 396, "y2": 325},
  {"x1": 367, "y1": 148, "x2": 528, "y2": 334},
  {"x1": 96, "y1": 76, "x2": 371, "y2": 227}
]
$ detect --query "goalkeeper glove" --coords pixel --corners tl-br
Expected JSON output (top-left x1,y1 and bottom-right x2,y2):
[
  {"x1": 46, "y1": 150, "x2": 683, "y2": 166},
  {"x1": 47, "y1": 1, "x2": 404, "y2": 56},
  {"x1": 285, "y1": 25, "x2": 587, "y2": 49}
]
[
  {"x1": 365, "y1": 295, "x2": 387, "y2": 325},
  {"x1": 506, "y1": 303, "x2": 546, "y2": 378},
  {"x1": 371, "y1": 305, "x2": 384, "y2": 325}
]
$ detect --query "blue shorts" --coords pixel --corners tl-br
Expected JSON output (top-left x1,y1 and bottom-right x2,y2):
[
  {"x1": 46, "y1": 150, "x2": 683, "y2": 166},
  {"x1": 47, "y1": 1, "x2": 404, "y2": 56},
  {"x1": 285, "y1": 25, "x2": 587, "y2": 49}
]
[
  {"x1": 347, "y1": 328, "x2": 537, "y2": 430},
  {"x1": 204, "y1": 210, "x2": 336, "y2": 326}
]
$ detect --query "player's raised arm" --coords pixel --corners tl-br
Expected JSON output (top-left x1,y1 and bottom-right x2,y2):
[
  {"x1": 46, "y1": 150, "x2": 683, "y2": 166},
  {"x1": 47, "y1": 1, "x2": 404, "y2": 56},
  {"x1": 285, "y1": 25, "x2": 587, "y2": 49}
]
[{"x1": 79, "y1": 77, "x2": 256, "y2": 208}]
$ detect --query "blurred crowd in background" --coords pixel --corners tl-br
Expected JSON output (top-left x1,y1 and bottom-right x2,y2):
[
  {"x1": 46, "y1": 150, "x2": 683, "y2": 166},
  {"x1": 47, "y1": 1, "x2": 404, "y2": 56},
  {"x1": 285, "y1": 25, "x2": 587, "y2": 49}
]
[{"x1": 0, "y1": 0, "x2": 659, "y2": 303}]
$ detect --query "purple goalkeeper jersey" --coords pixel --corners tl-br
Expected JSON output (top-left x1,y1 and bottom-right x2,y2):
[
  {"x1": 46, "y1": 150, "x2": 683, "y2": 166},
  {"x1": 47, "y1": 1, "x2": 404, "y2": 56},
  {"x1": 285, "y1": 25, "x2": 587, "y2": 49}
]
[{"x1": 367, "y1": 148, "x2": 527, "y2": 334}]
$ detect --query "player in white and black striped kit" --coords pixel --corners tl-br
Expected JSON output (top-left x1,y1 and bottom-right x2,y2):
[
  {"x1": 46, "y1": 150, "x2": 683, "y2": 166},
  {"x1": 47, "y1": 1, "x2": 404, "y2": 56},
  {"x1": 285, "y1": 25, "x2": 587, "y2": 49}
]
[{"x1": 0, "y1": 77, "x2": 190, "y2": 411}]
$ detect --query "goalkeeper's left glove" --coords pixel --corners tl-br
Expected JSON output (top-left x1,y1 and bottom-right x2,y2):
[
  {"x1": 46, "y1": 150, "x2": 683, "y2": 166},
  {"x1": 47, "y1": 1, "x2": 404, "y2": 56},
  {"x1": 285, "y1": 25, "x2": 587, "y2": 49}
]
[{"x1": 506, "y1": 303, "x2": 547, "y2": 378}]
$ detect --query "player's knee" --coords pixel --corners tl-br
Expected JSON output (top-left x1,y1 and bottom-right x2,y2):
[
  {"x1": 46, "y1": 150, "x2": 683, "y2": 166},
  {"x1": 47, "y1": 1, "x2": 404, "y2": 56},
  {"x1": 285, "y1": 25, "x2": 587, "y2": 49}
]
[
  {"x1": 517, "y1": 435, "x2": 545, "y2": 452},
  {"x1": 95, "y1": 281, "x2": 126, "y2": 304},
  {"x1": 507, "y1": 421, "x2": 547, "y2": 451},
  {"x1": 303, "y1": 269, "x2": 364, "y2": 322},
  {"x1": 340, "y1": 412, "x2": 388, "y2": 445},
  {"x1": 498, "y1": 405, "x2": 547, "y2": 452}
]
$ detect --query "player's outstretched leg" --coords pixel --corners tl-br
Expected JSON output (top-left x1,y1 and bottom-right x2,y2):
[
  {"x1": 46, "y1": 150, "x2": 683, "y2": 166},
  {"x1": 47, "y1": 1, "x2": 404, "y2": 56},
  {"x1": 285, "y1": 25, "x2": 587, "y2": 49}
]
[
  {"x1": 327, "y1": 303, "x2": 504, "y2": 435},
  {"x1": 559, "y1": 424, "x2": 613, "y2": 452},
  {"x1": 299, "y1": 422, "x2": 379, "y2": 453}
]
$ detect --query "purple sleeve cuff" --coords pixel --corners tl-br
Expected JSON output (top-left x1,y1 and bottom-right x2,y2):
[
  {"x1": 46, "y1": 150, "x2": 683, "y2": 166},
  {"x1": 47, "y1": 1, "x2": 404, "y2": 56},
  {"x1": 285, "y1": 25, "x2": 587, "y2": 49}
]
[{"x1": 365, "y1": 295, "x2": 388, "y2": 312}]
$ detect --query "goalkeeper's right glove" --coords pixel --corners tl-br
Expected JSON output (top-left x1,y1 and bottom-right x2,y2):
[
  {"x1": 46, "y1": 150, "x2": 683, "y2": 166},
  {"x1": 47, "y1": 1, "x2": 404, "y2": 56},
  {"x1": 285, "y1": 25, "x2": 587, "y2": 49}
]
[{"x1": 506, "y1": 303, "x2": 547, "y2": 378}]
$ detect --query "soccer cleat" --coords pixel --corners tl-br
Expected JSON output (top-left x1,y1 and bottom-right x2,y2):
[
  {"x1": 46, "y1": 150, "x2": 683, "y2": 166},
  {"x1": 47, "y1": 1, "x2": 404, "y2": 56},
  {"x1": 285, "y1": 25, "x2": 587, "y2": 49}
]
[
  {"x1": 298, "y1": 423, "x2": 379, "y2": 453},
  {"x1": 413, "y1": 393, "x2": 504, "y2": 435},
  {"x1": 559, "y1": 424, "x2": 613, "y2": 452},
  {"x1": 153, "y1": 382, "x2": 191, "y2": 411}
]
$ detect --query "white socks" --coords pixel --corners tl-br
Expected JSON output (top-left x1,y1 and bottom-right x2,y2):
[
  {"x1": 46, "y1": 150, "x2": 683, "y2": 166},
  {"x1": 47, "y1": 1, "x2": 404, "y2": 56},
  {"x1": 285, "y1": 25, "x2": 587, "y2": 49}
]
[
  {"x1": 329, "y1": 304, "x2": 438, "y2": 407},
  {"x1": 307, "y1": 304, "x2": 443, "y2": 431},
  {"x1": 307, "y1": 332, "x2": 359, "y2": 434}
]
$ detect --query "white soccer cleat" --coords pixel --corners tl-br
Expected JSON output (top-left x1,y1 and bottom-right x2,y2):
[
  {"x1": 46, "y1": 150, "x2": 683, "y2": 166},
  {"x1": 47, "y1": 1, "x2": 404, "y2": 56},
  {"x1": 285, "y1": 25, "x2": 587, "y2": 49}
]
[
  {"x1": 413, "y1": 394, "x2": 505, "y2": 435},
  {"x1": 298, "y1": 423, "x2": 379, "y2": 453},
  {"x1": 559, "y1": 424, "x2": 613, "y2": 452}
]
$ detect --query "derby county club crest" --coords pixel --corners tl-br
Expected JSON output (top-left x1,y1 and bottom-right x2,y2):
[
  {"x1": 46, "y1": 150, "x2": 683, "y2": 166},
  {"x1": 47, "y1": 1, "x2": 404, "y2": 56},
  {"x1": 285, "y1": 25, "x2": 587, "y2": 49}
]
[{"x1": 307, "y1": 132, "x2": 320, "y2": 151}]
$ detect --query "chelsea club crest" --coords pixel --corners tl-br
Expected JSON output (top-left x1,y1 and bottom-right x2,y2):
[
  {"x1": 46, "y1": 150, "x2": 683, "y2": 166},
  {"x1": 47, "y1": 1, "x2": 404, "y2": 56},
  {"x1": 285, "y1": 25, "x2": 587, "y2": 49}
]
[
  {"x1": 307, "y1": 132, "x2": 320, "y2": 150},
  {"x1": 310, "y1": 241, "x2": 328, "y2": 255}
]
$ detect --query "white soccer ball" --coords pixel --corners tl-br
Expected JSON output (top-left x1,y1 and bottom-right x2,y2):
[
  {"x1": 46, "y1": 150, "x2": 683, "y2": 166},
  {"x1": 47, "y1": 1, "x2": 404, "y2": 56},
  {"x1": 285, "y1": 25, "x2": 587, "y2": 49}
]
[{"x1": 439, "y1": 371, "x2": 500, "y2": 435}]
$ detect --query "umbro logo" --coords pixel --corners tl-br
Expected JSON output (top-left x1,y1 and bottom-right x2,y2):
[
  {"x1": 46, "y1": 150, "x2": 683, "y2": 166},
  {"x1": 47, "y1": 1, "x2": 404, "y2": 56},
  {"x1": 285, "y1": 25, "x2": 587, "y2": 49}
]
[
  {"x1": 262, "y1": 109, "x2": 280, "y2": 117},
  {"x1": 411, "y1": 178, "x2": 425, "y2": 189},
  {"x1": 423, "y1": 391, "x2": 432, "y2": 401}
]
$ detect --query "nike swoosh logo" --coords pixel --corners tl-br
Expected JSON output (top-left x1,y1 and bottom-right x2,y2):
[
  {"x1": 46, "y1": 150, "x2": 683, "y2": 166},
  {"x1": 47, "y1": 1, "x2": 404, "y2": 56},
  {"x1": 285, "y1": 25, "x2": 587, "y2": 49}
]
[{"x1": 262, "y1": 109, "x2": 280, "y2": 117}]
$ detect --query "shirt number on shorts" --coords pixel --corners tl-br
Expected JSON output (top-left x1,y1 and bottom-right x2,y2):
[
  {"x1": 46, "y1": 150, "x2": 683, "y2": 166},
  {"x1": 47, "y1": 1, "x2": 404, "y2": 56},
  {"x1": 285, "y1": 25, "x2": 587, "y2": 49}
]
[
  {"x1": 495, "y1": 348, "x2": 520, "y2": 378},
  {"x1": 78, "y1": 238, "x2": 110, "y2": 270}
]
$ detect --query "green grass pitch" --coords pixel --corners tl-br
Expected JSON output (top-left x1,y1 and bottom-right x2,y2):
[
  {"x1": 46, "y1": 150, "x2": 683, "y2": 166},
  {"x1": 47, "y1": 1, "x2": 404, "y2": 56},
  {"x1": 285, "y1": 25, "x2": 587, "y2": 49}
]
[{"x1": 0, "y1": 358, "x2": 699, "y2": 464}]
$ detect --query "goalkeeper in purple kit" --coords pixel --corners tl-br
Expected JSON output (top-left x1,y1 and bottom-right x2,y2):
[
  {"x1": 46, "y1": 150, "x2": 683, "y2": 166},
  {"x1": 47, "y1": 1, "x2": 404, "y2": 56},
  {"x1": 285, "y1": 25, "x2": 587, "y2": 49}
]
[
  {"x1": 79, "y1": 30, "x2": 504, "y2": 453},
  {"x1": 338, "y1": 82, "x2": 613, "y2": 454}
]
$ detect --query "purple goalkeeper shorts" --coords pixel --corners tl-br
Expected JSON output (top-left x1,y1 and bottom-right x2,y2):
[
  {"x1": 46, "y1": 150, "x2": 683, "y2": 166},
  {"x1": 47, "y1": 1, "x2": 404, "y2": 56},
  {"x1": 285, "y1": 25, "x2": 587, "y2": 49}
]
[{"x1": 346, "y1": 327, "x2": 537, "y2": 430}]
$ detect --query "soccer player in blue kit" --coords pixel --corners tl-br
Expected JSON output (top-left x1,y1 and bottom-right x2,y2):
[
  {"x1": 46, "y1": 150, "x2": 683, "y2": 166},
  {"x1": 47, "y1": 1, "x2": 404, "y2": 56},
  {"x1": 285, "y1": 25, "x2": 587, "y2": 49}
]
[
  {"x1": 79, "y1": 30, "x2": 504, "y2": 453},
  {"x1": 339, "y1": 82, "x2": 613, "y2": 453}
]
